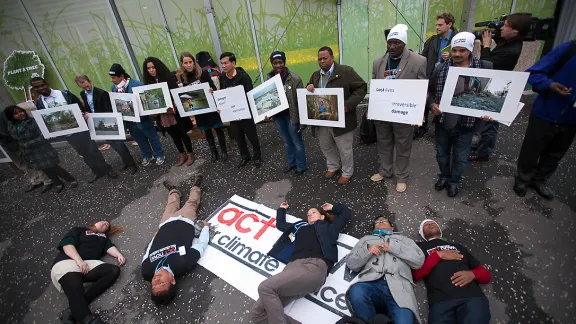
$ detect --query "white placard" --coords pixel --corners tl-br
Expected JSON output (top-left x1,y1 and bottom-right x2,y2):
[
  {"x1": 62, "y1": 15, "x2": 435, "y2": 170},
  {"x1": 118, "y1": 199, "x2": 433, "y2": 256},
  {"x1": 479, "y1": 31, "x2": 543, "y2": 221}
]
[
  {"x1": 367, "y1": 79, "x2": 428, "y2": 125},
  {"x1": 87, "y1": 113, "x2": 126, "y2": 140},
  {"x1": 439, "y1": 67, "x2": 529, "y2": 121},
  {"x1": 247, "y1": 74, "x2": 289, "y2": 123},
  {"x1": 109, "y1": 92, "x2": 141, "y2": 122},
  {"x1": 499, "y1": 102, "x2": 525, "y2": 126},
  {"x1": 297, "y1": 88, "x2": 345, "y2": 128},
  {"x1": 171, "y1": 83, "x2": 217, "y2": 117},
  {"x1": 197, "y1": 195, "x2": 359, "y2": 323},
  {"x1": 31, "y1": 104, "x2": 88, "y2": 138},
  {"x1": 132, "y1": 82, "x2": 171, "y2": 116},
  {"x1": 0, "y1": 145, "x2": 12, "y2": 163},
  {"x1": 212, "y1": 85, "x2": 252, "y2": 122}
]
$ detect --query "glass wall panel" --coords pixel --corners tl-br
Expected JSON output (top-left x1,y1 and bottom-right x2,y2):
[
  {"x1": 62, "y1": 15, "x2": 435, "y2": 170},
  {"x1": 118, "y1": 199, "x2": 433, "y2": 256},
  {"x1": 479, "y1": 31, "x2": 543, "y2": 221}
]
[
  {"x1": 473, "y1": 0, "x2": 513, "y2": 25},
  {"x1": 425, "y1": 0, "x2": 464, "y2": 38},
  {"x1": 20, "y1": 0, "x2": 134, "y2": 93},
  {"x1": 342, "y1": 0, "x2": 369, "y2": 83}
]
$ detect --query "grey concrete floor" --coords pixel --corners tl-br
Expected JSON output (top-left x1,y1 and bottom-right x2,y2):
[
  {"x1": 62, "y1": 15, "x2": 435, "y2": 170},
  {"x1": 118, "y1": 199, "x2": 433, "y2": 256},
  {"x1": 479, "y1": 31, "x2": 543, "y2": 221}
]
[{"x1": 0, "y1": 100, "x2": 574, "y2": 324}]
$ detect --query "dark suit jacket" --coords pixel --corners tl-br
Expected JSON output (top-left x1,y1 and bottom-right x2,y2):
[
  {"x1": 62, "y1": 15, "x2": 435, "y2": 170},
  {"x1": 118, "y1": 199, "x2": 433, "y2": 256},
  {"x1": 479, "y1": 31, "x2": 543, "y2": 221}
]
[
  {"x1": 80, "y1": 86, "x2": 113, "y2": 113},
  {"x1": 308, "y1": 63, "x2": 367, "y2": 136}
]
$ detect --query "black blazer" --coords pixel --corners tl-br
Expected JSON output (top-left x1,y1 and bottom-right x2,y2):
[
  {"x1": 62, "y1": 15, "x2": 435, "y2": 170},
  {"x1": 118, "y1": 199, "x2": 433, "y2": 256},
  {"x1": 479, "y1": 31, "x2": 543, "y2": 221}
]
[{"x1": 80, "y1": 86, "x2": 113, "y2": 113}]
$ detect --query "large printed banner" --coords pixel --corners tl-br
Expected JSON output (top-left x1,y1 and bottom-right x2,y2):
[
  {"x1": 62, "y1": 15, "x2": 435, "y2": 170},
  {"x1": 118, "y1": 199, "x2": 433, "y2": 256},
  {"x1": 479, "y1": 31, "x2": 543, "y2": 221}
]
[{"x1": 198, "y1": 195, "x2": 360, "y2": 323}]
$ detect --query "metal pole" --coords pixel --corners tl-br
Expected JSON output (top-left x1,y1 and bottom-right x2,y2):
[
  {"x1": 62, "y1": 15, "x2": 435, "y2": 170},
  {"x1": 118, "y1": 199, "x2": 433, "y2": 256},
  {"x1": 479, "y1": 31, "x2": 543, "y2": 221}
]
[
  {"x1": 337, "y1": 0, "x2": 343, "y2": 64},
  {"x1": 156, "y1": 0, "x2": 180, "y2": 68},
  {"x1": 422, "y1": 0, "x2": 431, "y2": 51},
  {"x1": 510, "y1": 0, "x2": 517, "y2": 14},
  {"x1": 203, "y1": 0, "x2": 223, "y2": 67},
  {"x1": 17, "y1": 0, "x2": 67, "y2": 90},
  {"x1": 245, "y1": 0, "x2": 264, "y2": 83},
  {"x1": 106, "y1": 0, "x2": 141, "y2": 80}
]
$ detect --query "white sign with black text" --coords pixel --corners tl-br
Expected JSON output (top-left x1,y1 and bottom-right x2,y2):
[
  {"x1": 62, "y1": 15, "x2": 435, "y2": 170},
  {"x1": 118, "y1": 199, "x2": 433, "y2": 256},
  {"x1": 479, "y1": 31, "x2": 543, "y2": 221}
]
[
  {"x1": 212, "y1": 86, "x2": 252, "y2": 122},
  {"x1": 367, "y1": 79, "x2": 428, "y2": 125}
]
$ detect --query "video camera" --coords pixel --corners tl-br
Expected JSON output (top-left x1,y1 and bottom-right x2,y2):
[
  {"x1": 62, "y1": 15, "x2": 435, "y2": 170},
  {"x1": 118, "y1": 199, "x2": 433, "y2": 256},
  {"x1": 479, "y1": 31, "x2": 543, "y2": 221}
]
[{"x1": 473, "y1": 14, "x2": 555, "y2": 42}]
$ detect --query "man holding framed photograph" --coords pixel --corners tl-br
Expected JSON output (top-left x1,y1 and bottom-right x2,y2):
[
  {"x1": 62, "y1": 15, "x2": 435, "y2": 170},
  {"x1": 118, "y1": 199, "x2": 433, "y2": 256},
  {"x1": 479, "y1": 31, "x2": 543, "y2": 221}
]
[{"x1": 306, "y1": 46, "x2": 367, "y2": 185}]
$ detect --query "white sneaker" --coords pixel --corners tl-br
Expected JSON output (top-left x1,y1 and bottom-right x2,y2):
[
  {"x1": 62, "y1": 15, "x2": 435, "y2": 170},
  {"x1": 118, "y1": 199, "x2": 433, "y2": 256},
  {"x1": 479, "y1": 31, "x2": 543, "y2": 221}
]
[
  {"x1": 370, "y1": 173, "x2": 383, "y2": 182},
  {"x1": 142, "y1": 157, "x2": 154, "y2": 166},
  {"x1": 396, "y1": 183, "x2": 407, "y2": 193},
  {"x1": 156, "y1": 156, "x2": 166, "y2": 165}
]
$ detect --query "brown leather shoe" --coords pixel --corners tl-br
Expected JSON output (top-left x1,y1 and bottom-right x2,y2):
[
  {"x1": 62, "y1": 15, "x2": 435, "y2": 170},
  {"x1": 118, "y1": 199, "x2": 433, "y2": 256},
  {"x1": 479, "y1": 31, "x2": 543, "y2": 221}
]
[
  {"x1": 337, "y1": 176, "x2": 350, "y2": 184},
  {"x1": 186, "y1": 152, "x2": 195, "y2": 166},
  {"x1": 176, "y1": 153, "x2": 187, "y2": 167},
  {"x1": 324, "y1": 170, "x2": 337, "y2": 178}
]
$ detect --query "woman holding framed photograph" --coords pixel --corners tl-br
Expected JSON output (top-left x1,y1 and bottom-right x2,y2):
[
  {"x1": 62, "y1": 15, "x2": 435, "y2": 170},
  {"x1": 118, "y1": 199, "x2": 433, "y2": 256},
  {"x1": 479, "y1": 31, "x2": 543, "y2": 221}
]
[
  {"x1": 3, "y1": 105, "x2": 77, "y2": 193},
  {"x1": 143, "y1": 57, "x2": 195, "y2": 166},
  {"x1": 176, "y1": 52, "x2": 228, "y2": 163}
]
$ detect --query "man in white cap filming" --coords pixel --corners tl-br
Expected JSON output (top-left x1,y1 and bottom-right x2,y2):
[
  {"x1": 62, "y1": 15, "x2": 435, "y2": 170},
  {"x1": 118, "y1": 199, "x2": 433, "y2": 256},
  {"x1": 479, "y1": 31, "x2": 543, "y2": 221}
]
[
  {"x1": 426, "y1": 32, "x2": 494, "y2": 197},
  {"x1": 370, "y1": 24, "x2": 427, "y2": 193},
  {"x1": 412, "y1": 219, "x2": 492, "y2": 324}
]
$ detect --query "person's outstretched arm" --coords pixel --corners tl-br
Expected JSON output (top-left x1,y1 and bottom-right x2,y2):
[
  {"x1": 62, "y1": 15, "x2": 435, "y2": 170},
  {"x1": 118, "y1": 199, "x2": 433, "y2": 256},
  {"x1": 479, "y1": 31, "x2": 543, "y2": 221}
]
[{"x1": 106, "y1": 246, "x2": 126, "y2": 266}]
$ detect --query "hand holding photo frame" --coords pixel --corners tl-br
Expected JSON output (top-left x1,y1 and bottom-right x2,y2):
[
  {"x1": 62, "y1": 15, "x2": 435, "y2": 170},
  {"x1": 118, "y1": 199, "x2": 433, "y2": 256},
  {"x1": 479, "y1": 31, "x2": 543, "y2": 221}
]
[
  {"x1": 212, "y1": 85, "x2": 252, "y2": 123},
  {"x1": 132, "y1": 82, "x2": 172, "y2": 116},
  {"x1": 368, "y1": 79, "x2": 428, "y2": 125},
  {"x1": 109, "y1": 92, "x2": 141, "y2": 122},
  {"x1": 170, "y1": 83, "x2": 217, "y2": 117},
  {"x1": 247, "y1": 74, "x2": 289, "y2": 123},
  {"x1": 31, "y1": 104, "x2": 88, "y2": 138},
  {"x1": 297, "y1": 88, "x2": 345, "y2": 128},
  {"x1": 87, "y1": 113, "x2": 126, "y2": 140}
]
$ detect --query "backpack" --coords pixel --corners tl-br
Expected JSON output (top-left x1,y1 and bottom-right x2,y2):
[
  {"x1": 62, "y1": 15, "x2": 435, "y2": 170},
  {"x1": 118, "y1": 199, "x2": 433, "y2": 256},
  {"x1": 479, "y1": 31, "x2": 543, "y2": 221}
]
[
  {"x1": 532, "y1": 40, "x2": 576, "y2": 93},
  {"x1": 360, "y1": 110, "x2": 377, "y2": 144}
]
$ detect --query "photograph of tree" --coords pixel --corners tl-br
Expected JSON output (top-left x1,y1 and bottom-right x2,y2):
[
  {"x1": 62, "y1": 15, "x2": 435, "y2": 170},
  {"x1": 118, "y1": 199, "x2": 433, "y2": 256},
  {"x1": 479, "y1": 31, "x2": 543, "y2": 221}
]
[
  {"x1": 139, "y1": 88, "x2": 167, "y2": 111},
  {"x1": 252, "y1": 82, "x2": 281, "y2": 115},
  {"x1": 114, "y1": 99, "x2": 135, "y2": 117},
  {"x1": 41, "y1": 109, "x2": 79, "y2": 132},
  {"x1": 178, "y1": 89, "x2": 210, "y2": 112},
  {"x1": 93, "y1": 117, "x2": 120, "y2": 136},
  {"x1": 450, "y1": 76, "x2": 511, "y2": 113},
  {"x1": 306, "y1": 94, "x2": 339, "y2": 121}
]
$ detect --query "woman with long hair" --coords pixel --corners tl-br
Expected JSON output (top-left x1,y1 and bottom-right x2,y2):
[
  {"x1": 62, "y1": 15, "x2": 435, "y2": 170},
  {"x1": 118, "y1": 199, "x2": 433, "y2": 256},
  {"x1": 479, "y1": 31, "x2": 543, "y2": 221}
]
[
  {"x1": 51, "y1": 221, "x2": 126, "y2": 324},
  {"x1": 143, "y1": 57, "x2": 195, "y2": 166},
  {"x1": 176, "y1": 52, "x2": 228, "y2": 162},
  {"x1": 3, "y1": 105, "x2": 77, "y2": 193}
]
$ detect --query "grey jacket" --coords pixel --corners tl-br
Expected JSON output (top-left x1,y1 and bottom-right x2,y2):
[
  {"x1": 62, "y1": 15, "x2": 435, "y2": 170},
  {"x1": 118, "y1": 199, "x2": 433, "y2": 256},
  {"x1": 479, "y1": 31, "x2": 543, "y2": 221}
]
[
  {"x1": 372, "y1": 47, "x2": 427, "y2": 80},
  {"x1": 346, "y1": 234, "x2": 425, "y2": 323},
  {"x1": 267, "y1": 69, "x2": 303, "y2": 124}
]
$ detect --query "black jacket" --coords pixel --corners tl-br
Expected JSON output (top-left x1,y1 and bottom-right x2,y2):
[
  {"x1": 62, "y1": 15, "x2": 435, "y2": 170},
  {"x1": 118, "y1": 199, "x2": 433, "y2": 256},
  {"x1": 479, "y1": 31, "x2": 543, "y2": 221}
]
[
  {"x1": 267, "y1": 203, "x2": 352, "y2": 270},
  {"x1": 480, "y1": 37, "x2": 523, "y2": 71},
  {"x1": 219, "y1": 67, "x2": 253, "y2": 92},
  {"x1": 35, "y1": 90, "x2": 83, "y2": 111},
  {"x1": 182, "y1": 70, "x2": 222, "y2": 129},
  {"x1": 80, "y1": 86, "x2": 113, "y2": 113},
  {"x1": 421, "y1": 27, "x2": 459, "y2": 77}
]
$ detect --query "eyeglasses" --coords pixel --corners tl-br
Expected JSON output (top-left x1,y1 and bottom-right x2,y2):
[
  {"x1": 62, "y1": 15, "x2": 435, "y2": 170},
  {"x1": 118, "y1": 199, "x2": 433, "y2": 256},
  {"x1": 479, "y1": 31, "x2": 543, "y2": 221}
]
[{"x1": 374, "y1": 220, "x2": 390, "y2": 224}]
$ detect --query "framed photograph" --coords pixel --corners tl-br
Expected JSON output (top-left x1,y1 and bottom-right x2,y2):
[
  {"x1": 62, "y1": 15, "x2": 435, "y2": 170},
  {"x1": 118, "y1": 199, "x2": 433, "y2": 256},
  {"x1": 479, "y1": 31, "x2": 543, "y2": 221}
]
[
  {"x1": 132, "y1": 82, "x2": 171, "y2": 116},
  {"x1": 87, "y1": 113, "x2": 126, "y2": 140},
  {"x1": 170, "y1": 83, "x2": 217, "y2": 117},
  {"x1": 109, "y1": 92, "x2": 140, "y2": 122},
  {"x1": 439, "y1": 67, "x2": 529, "y2": 122},
  {"x1": 247, "y1": 74, "x2": 289, "y2": 123},
  {"x1": 31, "y1": 104, "x2": 88, "y2": 138},
  {"x1": 0, "y1": 145, "x2": 12, "y2": 163},
  {"x1": 297, "y1": 88, "x2": 345, "y2": 128},
  {"x1": 368, "y1": 79, "x2": 428, "y2": 125}
]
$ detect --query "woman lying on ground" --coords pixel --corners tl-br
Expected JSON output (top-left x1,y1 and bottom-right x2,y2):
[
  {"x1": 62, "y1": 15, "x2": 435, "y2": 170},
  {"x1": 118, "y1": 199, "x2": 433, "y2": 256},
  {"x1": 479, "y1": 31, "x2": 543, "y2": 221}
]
[
  {"x1": 251, "y1": 201, "x2": 352, "y2": 324},
  {"x1": 51, "y1": 221, "x2": 126, "y2": 324}
]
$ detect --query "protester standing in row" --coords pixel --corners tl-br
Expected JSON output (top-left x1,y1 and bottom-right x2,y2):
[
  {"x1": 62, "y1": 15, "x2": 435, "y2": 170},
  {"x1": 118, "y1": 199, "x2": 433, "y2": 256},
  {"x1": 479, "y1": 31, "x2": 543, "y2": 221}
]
[
  {"x1": 307, "y1": 46, "x2": 367, "y2": 184},
  {"x1": 218, "y1": 52, "x2": 263, "y2": 168},
  {"x1": 177, "y1": 52, "x2": 228, "y2": 163},
  {"x1": 370, "y1": 24, "x2": 427, "y2": 193},
  {"x1": 268, "y1": 50, "x2": 307, "y2": 176},
  {"x1": 75, "y1": 75, "x2": 138, "y2": 175},
  {"x1": 109, "y1": 63, "x2": 166, "y2": 166},
  {"x1": 143, "y1": 57, "x2": 195, "y2": 166}
]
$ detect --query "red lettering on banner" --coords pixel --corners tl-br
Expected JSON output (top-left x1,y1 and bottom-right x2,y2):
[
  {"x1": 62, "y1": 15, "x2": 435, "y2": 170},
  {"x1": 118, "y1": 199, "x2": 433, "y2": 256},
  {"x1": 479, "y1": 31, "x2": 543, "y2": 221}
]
[
  {"x1": 218, "y1": 208, "x2": 242, "y2": 225},
  {"x1": 216, "y1": 208, "x2": 277, "y2": 240},
  {"x1": 255, "y1": 217, "x2": 277, "y2": 240},
  {"x1": 236, "y1": 213, "x2": 258, "y2": 233}
]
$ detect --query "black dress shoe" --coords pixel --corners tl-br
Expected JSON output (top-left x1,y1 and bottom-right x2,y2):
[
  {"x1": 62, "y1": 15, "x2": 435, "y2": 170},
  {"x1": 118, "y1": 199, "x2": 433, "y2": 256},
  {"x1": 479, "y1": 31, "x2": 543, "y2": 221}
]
[
  {"x1": 294, "y1": 168, "x2": 307, "y2": 176},
  {"x1": 447, "y1": 183, "x2": 459, "y2": 197},
  {"x1": 513, "y1": 182, "x2": 527, "y2": 197},
  {"x1": 468, "y1": 153, "x2": 489, "y2": 162},
  {"x1": 435, "y1": 178, "x2": 448, "y2": 191},
  {"x1": 283, "y1": 166, "x2": 296, "y2": 173},
  {"x1": 221, "y1": 150, "x2": 228, "y2": 162},
  {"x1": 70, "y1": 180, "x2": 79, "y2": 188},
  {"x1": 254, "y1": 159, "x2": 262, "y2": 168},
  {"x1": 59, "y1": 308, "x2": 75, "y2": 324},
  {"x1": 88, "y1": 174, "x2": 101, "y2": 183},
  {"x1": 40, "y1": 184, "x2": 53, "y2": 194},
  {"x1": 107, "y1": 170, "x2": 118, "y2": 179},
  {"x1": 24, "y1": 183, "x2": 43, "y2": 192},
  {"x1": 128, "y1": 165, "x2": 138, "y2": 175},
  {"x1": 237, "y1": 157, "x2": 251, "y2": 168},
  {"x1": 530, "y1": 183, "x2": 554, "y2": 200},
  {"x1": 55, "y1": 184, "x2": 65, "y2": 193}
]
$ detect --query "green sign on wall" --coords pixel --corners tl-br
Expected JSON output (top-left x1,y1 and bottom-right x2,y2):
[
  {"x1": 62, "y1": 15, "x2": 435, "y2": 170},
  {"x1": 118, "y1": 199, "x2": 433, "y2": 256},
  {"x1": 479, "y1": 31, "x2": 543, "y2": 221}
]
[{"x1": 3, "y1": 50, "x2": 45, "y2": 100}]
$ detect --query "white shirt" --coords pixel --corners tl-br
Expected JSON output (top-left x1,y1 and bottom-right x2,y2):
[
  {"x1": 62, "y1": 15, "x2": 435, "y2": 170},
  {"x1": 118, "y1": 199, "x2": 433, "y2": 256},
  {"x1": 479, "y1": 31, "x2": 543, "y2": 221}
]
[
  {"x1": 41, "y1": 89, "x2": 68, "y2": 109},
  {"x1": 85, "y1": 88, "x2": 95, "y2": 112}
]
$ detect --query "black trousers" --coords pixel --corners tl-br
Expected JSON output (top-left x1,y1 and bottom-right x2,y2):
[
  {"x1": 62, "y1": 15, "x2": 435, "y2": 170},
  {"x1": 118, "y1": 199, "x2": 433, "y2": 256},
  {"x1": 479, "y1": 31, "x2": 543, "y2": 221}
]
[
  {"x1": 58, "y1": 263, "x2": 120, "y2": 322},
  {"x1": 67, "y1": 132, "x2": 112, "y2": 176},
  {"x1": 165, "y1": 124, "x2": 193, "y2": 153},
  {"x1": 516, "y1": 113, "x2": 576, "y2": 185},
  {"x1": 205, "y1": 127, "x2": 227, "y2": 151},
  {"x1": 43, "y1": 165, "x2": 76, "y2": 185},
  {"x1": 107, "y1": 140, "x2": 136, "y2": 167},
  {"x1": 231, "y1": 119, "x2": 261, "y2": 160}
]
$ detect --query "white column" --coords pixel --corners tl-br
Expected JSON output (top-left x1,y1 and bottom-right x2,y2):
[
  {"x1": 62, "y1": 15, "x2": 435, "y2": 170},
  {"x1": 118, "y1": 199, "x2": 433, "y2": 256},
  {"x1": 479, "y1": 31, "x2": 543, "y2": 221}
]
[{"x1": 245, "y1": 0, "x2": 264, "y2": 84}]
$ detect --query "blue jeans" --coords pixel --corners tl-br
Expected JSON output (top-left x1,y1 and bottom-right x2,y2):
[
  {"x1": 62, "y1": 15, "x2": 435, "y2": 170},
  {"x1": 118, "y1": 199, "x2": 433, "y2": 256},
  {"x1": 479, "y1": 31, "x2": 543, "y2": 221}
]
[
  {"x1": 274, "y1": 114, "x2": 307, "y2": 171},
  {"x1": 477, "y1": 121, "x2": 499, "y2": 157},
  {"x1": 126, "y1": 116, "x2": 164, "y2": 159},
  {"x1": 348, "y1": 279, "x2": 414, "y2": 324},
  {"x1": 435, "y1": 124, "x2": 474, "y2": 184},
  {"x1": 428, "y1": 297, "x2": 490, "y2": 324}
]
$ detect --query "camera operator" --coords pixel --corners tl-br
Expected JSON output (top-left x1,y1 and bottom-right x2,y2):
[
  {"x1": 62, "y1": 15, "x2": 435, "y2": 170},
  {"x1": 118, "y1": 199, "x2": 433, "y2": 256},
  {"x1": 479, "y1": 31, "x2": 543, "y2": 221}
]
[{"x1": 470, "y1": 13, "x2": 533, "y2": 162}]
